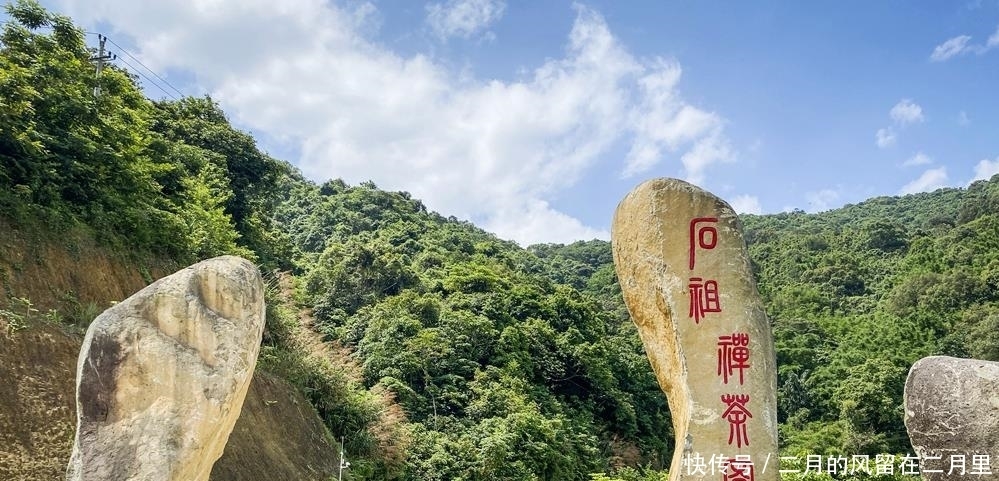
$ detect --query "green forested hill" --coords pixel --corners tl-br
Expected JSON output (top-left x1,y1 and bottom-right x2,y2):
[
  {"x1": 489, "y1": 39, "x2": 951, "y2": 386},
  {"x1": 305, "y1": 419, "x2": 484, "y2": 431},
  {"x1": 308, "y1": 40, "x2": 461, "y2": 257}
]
[
  {"x1": 742, "y1": 184, "x2": 999, "y2": 455},
  {"x1": 263, "y1": 177, "x2": 674, "y2": 479},
  {"x1": 535, "y1": 182, "x2": 999, "y2": 459},
  {"x1": 3, "y1": 2, "x2": 999, "y2": 480}
]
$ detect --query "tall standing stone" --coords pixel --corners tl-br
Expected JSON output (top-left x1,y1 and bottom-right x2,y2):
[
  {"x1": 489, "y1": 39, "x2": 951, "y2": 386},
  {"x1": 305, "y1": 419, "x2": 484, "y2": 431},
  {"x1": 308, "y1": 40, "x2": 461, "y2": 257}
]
[
  {"x1": 67, "y1": 256, "x2": 266, "y2": 481},
  {"x1": 612, "y1": 178, "x2": 778, "y2": 481}
]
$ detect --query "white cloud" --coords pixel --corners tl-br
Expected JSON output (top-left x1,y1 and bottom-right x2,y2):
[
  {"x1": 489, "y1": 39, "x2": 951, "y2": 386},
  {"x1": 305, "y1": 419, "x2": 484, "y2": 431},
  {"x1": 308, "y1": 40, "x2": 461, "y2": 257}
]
[
  {"x1": 930, "y1": 25, "x2": 999, "y2": 61},
  {"x1": 890, "y1": 99, "x2": 925, "y2": 125},
  {"x1": 930, "y1": 35, "x2": 973, "y2": 61},
  {"x1": 58, "y1": 1, "x2": 731, "y2": 245},
  {"x1": 900, "y1": 167, "x2": 949, "y2": 195},
  {"x1": 426, "y1": 0, "x2": 505, "y2": 40},
  {"x1": 902, "y1": 152, "x2": 933, "y2": 167},
  {"x1": 729, "y1": 195, "x2": 762, "y2": 215},
  {"x1": 484, "y1": 200, "x2": 609, "y2": 246},
  {"x1": 805, "y1": 188, "x2": 840, "y2": 212},
  {"x1": 971, "y1": 156, "x2": 999, "y2": 183},
  {"x1": 959, "y1": 110, "x2": 971, "y2": 125},
  {"x1": 876, "y1": 128, "x2": 896, "y2": 148},
  {"x1": 875, "y1": 100, "x2": 924, "y2": 148},
  {"x1": 621, "y1": 59, "x2": 732, "y2": 184},
  {"x1": 678, "y1": 131, "x2": 733, "y2": 186}
]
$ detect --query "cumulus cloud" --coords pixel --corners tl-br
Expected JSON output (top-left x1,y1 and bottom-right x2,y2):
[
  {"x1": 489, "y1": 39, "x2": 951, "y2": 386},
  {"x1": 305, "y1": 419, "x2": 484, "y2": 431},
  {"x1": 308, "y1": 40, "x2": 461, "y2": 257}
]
[
  {"x1": 57, "y1": 1, "x2": 731, "y2": 245},
  {"x1": 971, "y1": 156, "x2": 999, "y2": 183},
  {"x1": 876, "y1": 128, "x2": 896, "y2": 148},
  {"x1": 484, "y1": 199, "x2": 609, "y2": 246},
  {"x1": 890, "y1": 99, "x2": 925, "y2": 125},
  {"x1": 729, "y1": 195, "x2": 762, "y2": 215},
  {"x1": 426, "y1": 0, "x2": 506, "y2": 40},
  {"x1": 902, "y1": 152, "x2": 933, "y2": 167},
  {"x1": 930, "y1": 35, "x2": 973, "y2": 61},
  {"x1": 621, "y1": 61, "x2": 731, "y2": 184},
  {"x1": 900, "y1": 167, "x2": 949, "y2": 195},
  {"x1": 805, "y1": 189, "x2": 840, "y2": 212}
]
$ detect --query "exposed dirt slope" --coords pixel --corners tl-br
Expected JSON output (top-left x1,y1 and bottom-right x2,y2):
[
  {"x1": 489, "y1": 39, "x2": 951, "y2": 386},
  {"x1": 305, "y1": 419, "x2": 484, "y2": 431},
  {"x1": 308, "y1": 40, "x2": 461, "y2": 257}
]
[
  {"x1": 212, "y1": 370, "x2": 339, "y2": 480},
  {"x1": 0, "y1": 325, "x2": 78, "y2": 479},
  {"x1": 0, "y1": 218, "x2": 176, "y2": 312}
]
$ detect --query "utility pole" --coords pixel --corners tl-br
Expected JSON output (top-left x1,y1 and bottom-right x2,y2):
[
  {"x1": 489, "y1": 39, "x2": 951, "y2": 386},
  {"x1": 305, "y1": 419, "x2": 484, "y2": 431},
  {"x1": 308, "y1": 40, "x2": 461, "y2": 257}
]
[
  {"x1": 338, "y1": 436, "x2": 350, "y2": 481},
  {"x1": 90, "y1": 34, "x2": 116, "y2": 99}
]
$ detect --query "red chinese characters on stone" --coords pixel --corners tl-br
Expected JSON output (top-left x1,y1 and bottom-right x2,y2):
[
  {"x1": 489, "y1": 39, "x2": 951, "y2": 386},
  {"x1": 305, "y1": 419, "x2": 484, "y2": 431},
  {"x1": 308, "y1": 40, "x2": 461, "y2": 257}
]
[
  {"x1": 688, "y1": 217, "x2": 718, "y2": 270},
  {"x1": 689, "y1": 277, "x2": 721, "y2": 324},
  {"x1": 688, "y1": 217, "x2": 721, "y2": 324},
  {"x1": 722, "y1": 394, "x2": 752, "y2": 448},
  {"x1": 722, "y1": 456, "x2": 755, "y2": 481},
  {"x1": 717, "y1": 333, "x2": 750, "y2": 385}
]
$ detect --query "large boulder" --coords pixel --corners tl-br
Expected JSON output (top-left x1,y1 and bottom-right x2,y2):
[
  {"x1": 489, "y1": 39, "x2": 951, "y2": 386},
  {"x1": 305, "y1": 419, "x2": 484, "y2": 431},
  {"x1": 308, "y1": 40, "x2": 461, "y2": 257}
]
[
  {"x1": 66, "y1": 256, "x2": 265, "y2": 481},
  {"x1": 0, "y1": 324, "x2": 339, "y2": 481},
  {"x1": 612, "y1": 178, "x2": 778, "y2": 481},
  {"x1": 904, "y1": 355, "x2": 999, "y2": 480}
]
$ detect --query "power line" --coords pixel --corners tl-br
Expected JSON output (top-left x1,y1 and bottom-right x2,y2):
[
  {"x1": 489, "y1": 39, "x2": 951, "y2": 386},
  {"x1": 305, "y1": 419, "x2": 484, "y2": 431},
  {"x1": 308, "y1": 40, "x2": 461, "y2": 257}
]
[
  {"x1": 103, "y1": 36, "x2": 185, "y2": 98},
  {"x1": 10, "y1": 26, "x2": 189, "y2": 101},
  {"x1": 112, "y1": 53, "x2": 178, "y2": 100},
  {"x1": 86, "y1": 35, "x2": 175, "y2": 100},
  {"x1": 84, "y1": 32, "x2": 186, "y2": 100}
]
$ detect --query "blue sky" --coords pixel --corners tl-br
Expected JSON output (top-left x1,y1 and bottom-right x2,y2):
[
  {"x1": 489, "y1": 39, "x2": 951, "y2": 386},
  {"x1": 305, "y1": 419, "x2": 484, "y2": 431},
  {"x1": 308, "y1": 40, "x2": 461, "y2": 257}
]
[{"x1": 30, "y1": 0, "x2": 999, "y2": 244}]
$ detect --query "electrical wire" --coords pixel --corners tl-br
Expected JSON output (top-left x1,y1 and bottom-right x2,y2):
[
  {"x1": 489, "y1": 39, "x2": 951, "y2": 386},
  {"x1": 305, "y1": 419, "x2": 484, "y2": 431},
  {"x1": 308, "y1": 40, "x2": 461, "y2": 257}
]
[
  {"x1": 110, "y1": 53, "x2": 178, "y2": 100},
  {"x1": 8, "y1": 26, "x2": 192, "y2": 101},
  {"x1": 103, "y1": 36, "x2": 185, "y2": 98}
]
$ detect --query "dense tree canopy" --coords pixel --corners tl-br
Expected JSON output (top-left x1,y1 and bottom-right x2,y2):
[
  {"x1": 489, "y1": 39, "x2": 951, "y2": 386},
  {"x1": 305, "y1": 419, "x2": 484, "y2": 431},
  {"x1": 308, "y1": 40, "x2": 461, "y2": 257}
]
[{"x1": 5, "y1": 2, "x2": 999, "y2": 479}]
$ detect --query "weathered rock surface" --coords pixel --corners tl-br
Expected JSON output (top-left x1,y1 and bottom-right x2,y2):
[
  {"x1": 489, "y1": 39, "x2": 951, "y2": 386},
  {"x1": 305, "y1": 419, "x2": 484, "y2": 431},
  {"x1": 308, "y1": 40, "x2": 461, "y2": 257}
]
[
  {"x1": 67, "y1": 256, "x2": 266, "y2": 481},
  {"x1": 0, "y1": 322, "x2": 339, "y2": 481},
  {"x1": 904, "y1": 356, "x2": 999, "y2": 480},
  {"x1": 612, "y1": 178, "x2": 778, "y2": 481}
]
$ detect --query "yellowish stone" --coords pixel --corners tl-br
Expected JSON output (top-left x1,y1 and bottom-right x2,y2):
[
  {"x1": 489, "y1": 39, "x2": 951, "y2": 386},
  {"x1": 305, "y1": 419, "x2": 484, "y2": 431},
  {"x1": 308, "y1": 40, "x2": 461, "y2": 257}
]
[{"x1": 612, "y1": 178, "x2": 778, "y2": 481}]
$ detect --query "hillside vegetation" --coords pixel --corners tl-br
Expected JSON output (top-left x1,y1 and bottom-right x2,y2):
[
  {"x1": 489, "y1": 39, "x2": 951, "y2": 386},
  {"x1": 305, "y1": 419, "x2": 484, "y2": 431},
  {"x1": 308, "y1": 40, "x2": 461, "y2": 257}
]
[{"x1": 3, "y1": 1, "x2": 999, "y2": 480}]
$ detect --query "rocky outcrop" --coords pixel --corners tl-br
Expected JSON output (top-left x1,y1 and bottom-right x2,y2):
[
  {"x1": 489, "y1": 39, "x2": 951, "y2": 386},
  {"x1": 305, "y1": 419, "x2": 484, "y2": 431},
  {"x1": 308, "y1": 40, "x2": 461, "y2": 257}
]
[
  {"x1": 67, "y1": 256, "x2": 266, "y2": 481},
  {"x1": 0, "y1": 321, "x2": 339, "y2": 481},
  {"x1": 612, "y1": 178, "x2": 778, "y2": 481},
  {"x1": 904, "y1": 356, "x2": 999, "y2": 480}
]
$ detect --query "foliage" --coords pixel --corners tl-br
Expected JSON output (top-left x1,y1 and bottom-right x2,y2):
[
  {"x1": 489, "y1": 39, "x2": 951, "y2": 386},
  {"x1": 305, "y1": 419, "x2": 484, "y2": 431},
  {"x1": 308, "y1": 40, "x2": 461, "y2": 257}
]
[
  {"x1": 7, "y1": 1, "x2": 999, "y2": 478},
  {"x1": 0, "y1": 296, "x2": 36, "y2": 333},
  {"x1": 0, "y1": 0, "x2": 276, "y2": 264},
  {"x1": 741, "y1": 175, "x2": 999, "y2": 455},
  {"x1": 257, "y1": 275, "x2": 410, "y2": 478},
  {"x1": 588, "y1": 467, "x2": 668, "y2": 481},
  {"x1": 274, "y1": 181, "x2": 674, "y2": 479}
]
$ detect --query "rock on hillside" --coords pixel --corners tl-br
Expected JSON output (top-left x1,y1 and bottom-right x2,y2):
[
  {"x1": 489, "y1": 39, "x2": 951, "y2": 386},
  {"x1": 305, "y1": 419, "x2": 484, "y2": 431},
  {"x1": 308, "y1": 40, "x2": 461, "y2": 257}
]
[
  {"x1": 0, "y1": 324, "x2": 339, "y2": 481},
  {"x1": 67, "y1": 256, "x2": 266, "y2": 481}
]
